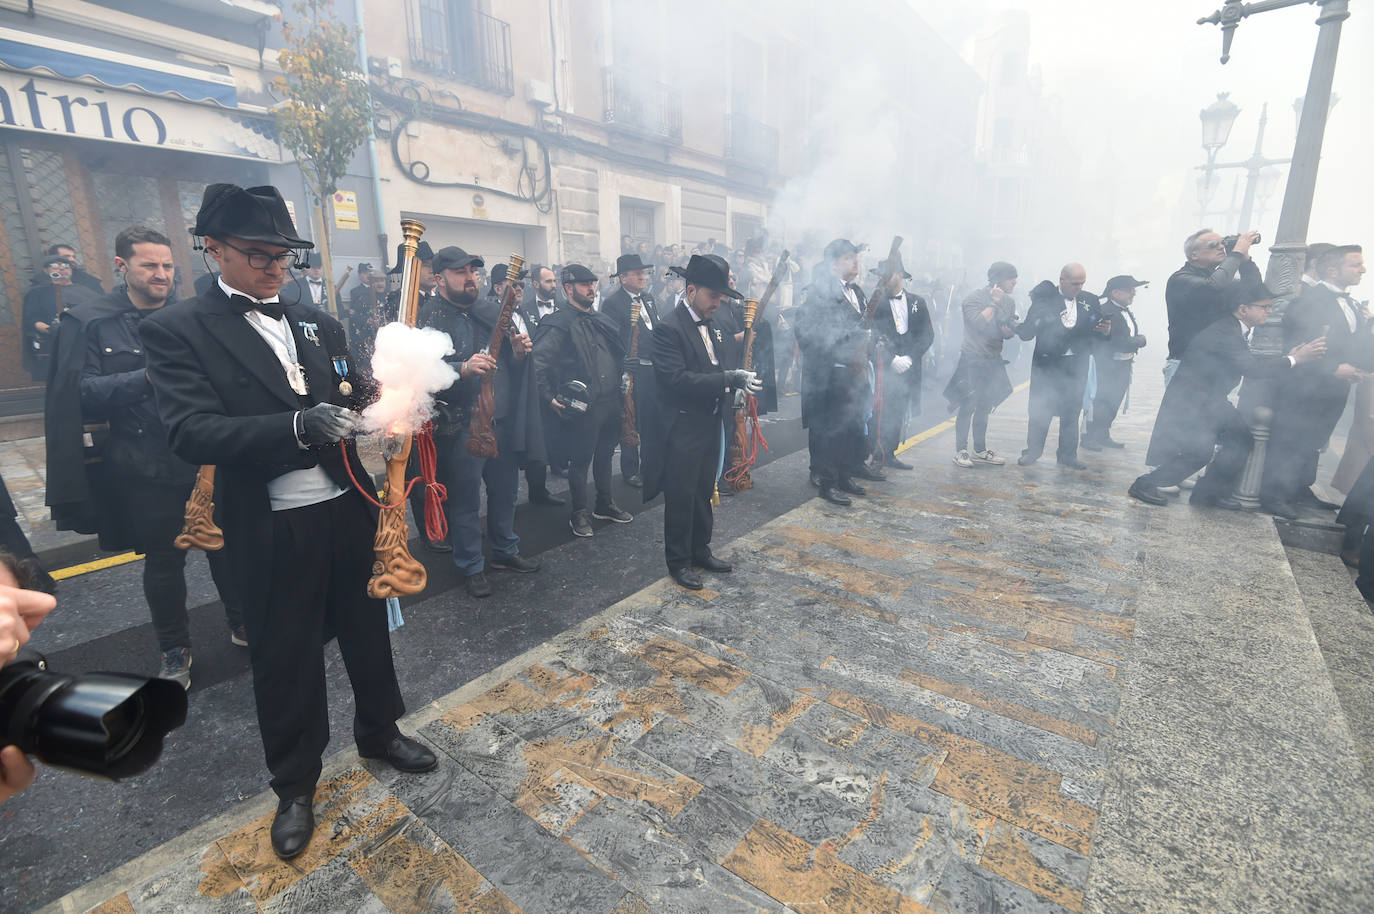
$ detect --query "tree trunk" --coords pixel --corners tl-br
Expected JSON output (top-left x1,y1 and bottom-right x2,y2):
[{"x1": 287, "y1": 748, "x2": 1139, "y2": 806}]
[{"x1": 309, "y1": 194, "x2": 339, "y2": 318}]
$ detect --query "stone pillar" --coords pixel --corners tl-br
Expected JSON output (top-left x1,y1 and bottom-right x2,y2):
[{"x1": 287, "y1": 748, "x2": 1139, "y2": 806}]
[{"x1": 1235, "y1": 406, "x2": 1272, "y2": 510}]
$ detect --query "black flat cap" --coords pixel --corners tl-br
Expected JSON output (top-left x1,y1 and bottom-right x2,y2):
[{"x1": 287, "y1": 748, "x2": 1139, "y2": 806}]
[
  {"x1": 987, "y1": 261, "x2": 1018, "y2": 283},
  {"x1": 430, "y1": 246, "x2": 483, "y2": 274},
  {"x1": 823, "y1": 238, "x2": 865, "y2": 260},
  {"x1": 562, "y1": 263, "x2": 598, "y2": 284},
  {"x1": 1102, "y1": 275, "x2": 1149, "y2": 296}
]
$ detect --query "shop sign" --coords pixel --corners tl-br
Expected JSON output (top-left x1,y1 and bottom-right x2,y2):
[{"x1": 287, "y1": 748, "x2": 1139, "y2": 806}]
[
  {"x1": 472, "y1": 192, "x2": 487, "y2": 219},
  {"x1": 333, "y1": 190, "x2": 359, "y2": 230},
  {"x1": 0, "y1": 70, "x2": 281, "y2": 162}
]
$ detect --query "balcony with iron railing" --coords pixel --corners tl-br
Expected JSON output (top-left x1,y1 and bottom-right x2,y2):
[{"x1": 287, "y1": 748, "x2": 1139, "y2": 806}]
[
  {"x1": 602, "y1": 67, "x2": 682, "y2": 145},
  {"x1": 406, "y1": 1, "x2": 513, "y2": 96},
  {"x1": 725, "y1": 114, "x2": 779, "y2": 172}
]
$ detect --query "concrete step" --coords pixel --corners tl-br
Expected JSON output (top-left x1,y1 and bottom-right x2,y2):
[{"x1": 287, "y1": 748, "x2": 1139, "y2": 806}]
[
  {"x1": 1282, "y1": 542, "x2": 1374, "y2": 795},
  {"x1": 1085, "y1": 505, "x2": 1374, "y2": 913}
]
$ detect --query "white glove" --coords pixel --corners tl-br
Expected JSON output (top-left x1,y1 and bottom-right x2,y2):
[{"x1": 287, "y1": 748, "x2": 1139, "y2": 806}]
[
  {"x1": 891, "y1": 355, "x2": 913, "y2": 375},
  {"x1": 726, "y1": 369, "x2": 764, "y2": 395}
]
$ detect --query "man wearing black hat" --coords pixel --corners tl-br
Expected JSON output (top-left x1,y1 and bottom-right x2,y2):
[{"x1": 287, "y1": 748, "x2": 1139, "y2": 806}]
[
  {"x1": 1131, "y1": 281, "x2": 1326, "y2": 507},
  {"x1": 1261, "y1": 244, "x2": 1371, "y2": 518},
  {"x1": 1016, "y1": 264, "x2": 1111, "y2": 469},
  {"x1": 516, "y1": 265, "x2": 566, "y2": 505},
  {"x1": 795, "y1": 239, "x2": 871, "y2": 505},
  {"x1": 141, "y1": 184, "x2": 435, "y2": 861},
  {"x1": 869, "y1": 259, "x2": 934, "y2": 470},
  {"x1": 534, "y1": 264, "x2": 633, "y2": 536},
  {"x1": 645, "y1": 254, "x2": 760, "y2": 589},
  {"x1": 417, "y1": 246, "x2": 542, "y2": 595},
  {"x1": 602, "y1": 253, "x2": 662, "y2": 487},
  {"x1": 388, "y1": 240, "x2": 435, "y2": 318},
  {"x1": 946, "y1": 262, "x2": 1019, "y2": 468},
  {"x1": 1083, "y1": 276, "x2": 1149, "y2": 451}
]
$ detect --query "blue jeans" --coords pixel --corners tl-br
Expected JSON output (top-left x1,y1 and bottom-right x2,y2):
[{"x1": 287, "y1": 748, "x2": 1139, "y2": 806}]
[{"x1": 438, "y1": 427, "x2": 521, "y2": 575}]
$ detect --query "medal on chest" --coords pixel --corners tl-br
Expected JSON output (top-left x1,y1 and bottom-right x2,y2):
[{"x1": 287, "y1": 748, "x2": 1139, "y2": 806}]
[{"x1": 286, "y1": 362, "x2": 309, "y2": 396}]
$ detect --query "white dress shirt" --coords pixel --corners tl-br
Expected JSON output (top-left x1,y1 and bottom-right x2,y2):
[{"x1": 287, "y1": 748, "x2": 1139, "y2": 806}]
[
  {"x1": 1321, "y1": 280, "x2": 1359, "y2": 333},
  {"x1": 889, "y1": 293, "x2": 909, "y2": 335}
]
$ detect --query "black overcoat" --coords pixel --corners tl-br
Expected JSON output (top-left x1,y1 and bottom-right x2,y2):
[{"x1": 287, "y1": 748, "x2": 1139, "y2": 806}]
[
  {"x1": 872, "y1": 289, "x2": 935, "y2": 415},
  {"x1": 794, "y1": 270, "x2": 867, "y2": 429},
  {"x1": 140, "y1": 284, "x2": 376, "y2": 616}
]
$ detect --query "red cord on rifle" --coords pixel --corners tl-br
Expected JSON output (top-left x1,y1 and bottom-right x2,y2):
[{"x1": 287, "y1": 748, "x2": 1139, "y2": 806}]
[
  {"x1": 723, "y1": 396, "x2": 770, "y2": 487},
  {"x1": 342, "y1": 423, "x2": 448, "y2": 542}
]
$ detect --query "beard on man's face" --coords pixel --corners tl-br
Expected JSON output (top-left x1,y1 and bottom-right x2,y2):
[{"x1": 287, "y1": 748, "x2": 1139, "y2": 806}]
[{"x1": 444, "y1": 280, "x2": 479, "y2": 305}]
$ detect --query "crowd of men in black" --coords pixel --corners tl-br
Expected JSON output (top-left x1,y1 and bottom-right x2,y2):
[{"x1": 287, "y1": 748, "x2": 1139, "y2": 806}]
[{"x1": 7, "y1": 179, "x2": 1370, "y2": 848}]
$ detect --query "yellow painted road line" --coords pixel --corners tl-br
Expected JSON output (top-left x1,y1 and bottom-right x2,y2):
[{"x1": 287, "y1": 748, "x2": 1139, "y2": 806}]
[
  {"x1": 894, "y1": 381, "x2": 1030, "y2": 456},
  {"x1": 50, "y1": 551, "x2": 143, "y2": 581}
]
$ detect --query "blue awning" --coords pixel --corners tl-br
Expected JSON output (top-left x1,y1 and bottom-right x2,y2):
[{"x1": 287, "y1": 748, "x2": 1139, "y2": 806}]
[{"x1": 0, "y1": 35, "x2": 238, "y2": 107}]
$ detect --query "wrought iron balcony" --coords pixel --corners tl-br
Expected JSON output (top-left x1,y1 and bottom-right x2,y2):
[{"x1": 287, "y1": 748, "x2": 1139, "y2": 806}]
[
  {"x1": 602, "y1": 67, "x2": 682, "y2": 145},
  {"x1": 407, "y1": 1, "x2": 514, "y2": 96},
  {"x1": 725, "y1": 114, "x2": 779, "y2": 171}
]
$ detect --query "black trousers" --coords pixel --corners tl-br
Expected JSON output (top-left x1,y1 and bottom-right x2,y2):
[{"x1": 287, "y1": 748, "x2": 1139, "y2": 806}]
[
  {"x1": 1140, "y1": 408, "x2": 1252, "y2": 498},
  {"x1": 567, "y1": 397, "x2": 620, "y2": 514},
  {"x1": 1024, "y1": 355, "x2": 1089, "y2": 461},
  {"x1": 879, "y1": 370, "x2": 914, "y2": 457},
  {"x1": 1262, "y1": 387, "x2": 1348, "y2": 505},
  {"x1": 1087, "y1": 359, "x2": 1132, "y2": 442},
  {"x1": 247, "y1": 491, "x2": 404, "y2": 801},
  {"x1": 815, "y1": 368, "x2": 867, "y2": 486},
  {"x1": 663, "y1": 411, "x2": 719, "y2": 572}
]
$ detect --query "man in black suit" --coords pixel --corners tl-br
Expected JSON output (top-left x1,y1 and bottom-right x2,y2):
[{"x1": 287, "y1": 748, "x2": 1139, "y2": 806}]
[
  {"x1": 1016, "y1": 264, "x2": 1112, "y2": 468},
  {"x1": 1129, "y1": 281, "x2": 1326, "y2": 506},
  {"x1": 795, "y1": 239, "x2": 871, "y2": 505},
  {"x1": 1084, "y1": 275, "x2": 1149, "y2": 451},
  {"x1": 140, "y1": 184, "x2": 435, "y2": 861},
  {"x1": 601, "y1": 253, "x2": 661, "y2": 488},
  {"x1": 869, "y1": 258, "x2": 934, "y2": 470},
  {"x1": 533, "y1": 264, "x2": 633, "y2": 537},
  {"x1": 644, "y1": 255, "x2": 761, "y2": 590},
  {"x1": 1261, "y1": 244, "x2": 1370, "y2": 518},
  {"x1": 516, "y1": 265, "x2": 565, "y2": 505}
]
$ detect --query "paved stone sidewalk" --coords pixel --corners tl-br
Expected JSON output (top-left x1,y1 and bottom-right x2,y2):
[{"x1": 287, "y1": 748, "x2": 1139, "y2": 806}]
[{"x1": 58, "y1": 385, "x2": 1153, "y2": 914}]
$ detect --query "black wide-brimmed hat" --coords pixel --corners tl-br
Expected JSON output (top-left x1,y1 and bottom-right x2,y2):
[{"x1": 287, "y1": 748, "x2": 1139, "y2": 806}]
[
  {"x1": 390, "y1": 241, "x2": 435, "y2": 274},
  {"x1": 615, "y1": 253, "x2": 653, "y2": 276},
  {"x1": 668, "y1": 254, "x2": 742, "y2": 300},
  {"x1": 491, "y1": 263, "x2": 509, "y2": 284},
  {"x1": 192, "y1": 184, "x2": 313, "y2": 249},
  {"x1": 869, "y1": 259, "x2": 912, "y2": 280}
]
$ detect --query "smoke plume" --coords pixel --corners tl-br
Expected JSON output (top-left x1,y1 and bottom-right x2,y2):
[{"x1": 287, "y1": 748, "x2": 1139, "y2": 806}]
[{"x1": 361, "y1": 323, "x2": 458, "y2": 436}]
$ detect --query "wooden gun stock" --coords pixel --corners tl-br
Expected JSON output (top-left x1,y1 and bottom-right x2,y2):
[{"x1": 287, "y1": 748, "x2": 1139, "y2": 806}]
[
  {"x1": 175, "y1": 465, "x2": 223, "y2": 551},
  {"x1": 467, "y1": 253, "x2": 526, "y2": 459},
  {"x1": 728, "y1": 298, "x2": 760, "y2": 492}
]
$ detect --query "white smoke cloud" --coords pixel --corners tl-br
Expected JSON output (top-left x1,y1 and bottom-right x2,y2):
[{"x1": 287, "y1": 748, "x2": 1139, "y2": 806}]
[{"x1": 361, "y1": 323, "x2": 458, "y2": 436}]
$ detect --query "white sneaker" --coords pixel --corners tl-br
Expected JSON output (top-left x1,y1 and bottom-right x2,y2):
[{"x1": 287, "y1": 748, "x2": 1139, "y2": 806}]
[
  {"x1": 953, "y1": 450, "x2": 975, "y2": 468},
  {"x1": 972, "y1": 449, "x2": 1006, "y2": 466}
]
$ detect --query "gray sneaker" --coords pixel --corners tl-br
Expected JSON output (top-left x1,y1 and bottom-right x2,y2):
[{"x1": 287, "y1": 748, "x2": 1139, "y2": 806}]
[
  {"x1": 570, "y1": 510, "x2": 594, "y2": 537},
  {"x1": 593, "y1": 503, "x2": 633, "y2": 523},
  {"x1": 158, "y1": 647, "x2": 192, "y2": 691}
]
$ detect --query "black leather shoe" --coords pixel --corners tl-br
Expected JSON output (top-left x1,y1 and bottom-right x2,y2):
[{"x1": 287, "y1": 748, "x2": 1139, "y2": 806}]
[
  {"x1": 1057, "y1": 458, "x2": 1088, "y2": 470},
  {"x1": 1263, "y1": 500, "x2": 1300, "y2": 520},
  {"x1": 464, "y1": 572, "x2": 493, "y2": 598},
  {"x1": 854, "y1": 464, "x2": 886, "y2": 482},
  {"x1": 359, "y1": 735, "x2": 438, "y2": 773},
  {"x1": 271, "y1": 795, "x2": 315, "y2": 860},
  {"x1": 1081, "y1": 439, "x2": 1103, "y2": 452},
  {"x1": 819, "y1": 486, "x2": 852, "y2": 506},
  {"x1": 490, "y1": 553, "x2": 540, "y2": 573},
  {"x1": 1128, "y1": 480, "x2": 1168, "y2": 506},
  {"x1": 625, "y1": 474, "x2": 643, "y2": 488},
  {"x1": 837, "y1": 477, "x2": 866, "y2": 496},
  {"x1": 1212, "y1": 496, "x2": 1247, "y2": 511},
  {"x1": 529, "y1": 490, "x2": 565, "y2": 506},
  {"x1": 886, "y1": 455, "x2": 914, "y2": 470},
  {"x1": 1102, "y1": 437, "x2": 1127, "y2": 449},
  {"x1": 694, "y1": 554, "x2": 733, "y2": 574},
  {"x1": 1297, "y1": 488, "x2": 1340, "y2": 511},
  {"x1": 422, "y1": 538, "x2": 452, "y2": 554},
  {"x1": 809, "y1": 472, "x2": 821, "y2": 488},
  {"x1": 671, "y1": 567, "x2": 703, "y2": 590},
  {"x1": 1017, "y1": 453, "x2": 1039, "y2": 466}
]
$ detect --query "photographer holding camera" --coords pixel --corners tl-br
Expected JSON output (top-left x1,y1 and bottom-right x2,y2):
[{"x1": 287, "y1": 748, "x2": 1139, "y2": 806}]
[
  {"x1": 1164, "y1": 229, "x2": 1262, "y2": 385},
  {"x1": 0, "y1": 553, "x2": 56, "y2": 803}
]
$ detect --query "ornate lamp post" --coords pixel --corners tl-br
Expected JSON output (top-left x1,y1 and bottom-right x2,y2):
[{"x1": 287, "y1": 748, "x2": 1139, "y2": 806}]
[
  {"x1": 1198, "y1": 0, "x2": 1351, "y2": 509},
  {"x1": 1196, "y1": 92, "x2": 1240, "y2": 220}
]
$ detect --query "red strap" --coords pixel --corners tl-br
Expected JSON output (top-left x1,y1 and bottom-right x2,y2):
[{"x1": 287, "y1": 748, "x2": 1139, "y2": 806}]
[
  {"x1": 722, "y1": 395, "x2": 771, "y2": 487},
  {"x1": 341, "y1": 423, "x2": 449, "y2": 543}
]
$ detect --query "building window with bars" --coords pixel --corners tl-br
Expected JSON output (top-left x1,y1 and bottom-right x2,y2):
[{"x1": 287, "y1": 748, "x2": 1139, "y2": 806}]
[{"x1": 407, "y1": 0, "x2": 514, "y2": 96}]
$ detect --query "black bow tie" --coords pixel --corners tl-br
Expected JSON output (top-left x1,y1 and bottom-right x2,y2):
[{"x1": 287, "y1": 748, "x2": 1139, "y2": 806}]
[{"x1": 229, "y1": 293, "x2": 283, "y2": 321}]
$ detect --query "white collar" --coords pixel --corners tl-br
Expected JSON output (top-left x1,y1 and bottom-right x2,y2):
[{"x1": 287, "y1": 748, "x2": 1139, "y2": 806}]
[
  {"x1": 218, "y1": 277, "x2": 280, "y2": 305},
  {"x1": 685, "y1": 300, "x2": 708, "y2": 324}
]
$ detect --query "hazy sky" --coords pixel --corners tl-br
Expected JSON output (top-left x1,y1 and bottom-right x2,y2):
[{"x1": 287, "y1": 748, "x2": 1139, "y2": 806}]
[{"x1": 917, "y1": 0, "x2": 1371, "y2": 275}]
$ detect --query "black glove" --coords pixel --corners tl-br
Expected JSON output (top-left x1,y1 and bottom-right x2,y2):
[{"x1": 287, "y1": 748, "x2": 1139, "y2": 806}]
[{"x1": 297, "y1": 403, "x2": 361, "y2": 446}]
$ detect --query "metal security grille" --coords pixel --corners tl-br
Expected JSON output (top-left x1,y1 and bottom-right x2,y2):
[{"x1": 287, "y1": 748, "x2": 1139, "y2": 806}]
[
  {"x1": 0, "y1": 151, "x2": 30, "y2": 327},
  {"x1": 23, "y1": 149, "x2": 80, "y2": 257},
  {"x1": 406, "y1": 0, "x2": 514, "y2": 95},
  {"x1": 92, "y1": 171, "x2": 165, "y2": 256}
]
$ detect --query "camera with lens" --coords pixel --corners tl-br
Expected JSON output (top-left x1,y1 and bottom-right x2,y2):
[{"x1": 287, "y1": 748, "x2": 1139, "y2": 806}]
[
  {"x1": 0, "y1": 652, "x2": 187, "y2": 781},
  {"x1": 1222, "y1": 232, "x2": 1260, "y2": 253},
  {"x1": 556, "y1": 380, "x2": 589, "y2": 415}
]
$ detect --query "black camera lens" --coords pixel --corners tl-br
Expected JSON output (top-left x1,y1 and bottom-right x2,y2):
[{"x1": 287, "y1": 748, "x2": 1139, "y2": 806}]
[{"x1": 0, "y1": 655, "x2": 187, "y2": 781}]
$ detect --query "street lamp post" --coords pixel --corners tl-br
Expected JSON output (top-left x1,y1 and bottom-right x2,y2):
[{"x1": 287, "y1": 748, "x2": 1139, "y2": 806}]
[
  {"x1": 1195, "y1": 98, "x2": 1291, "y2": 227},
  {"x1": 1196, "y1": 92, "x2": 1239, "y2": 220},
  {"x1": 1198, "y1": 0, "x2": 1351, "y2": 509}
]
